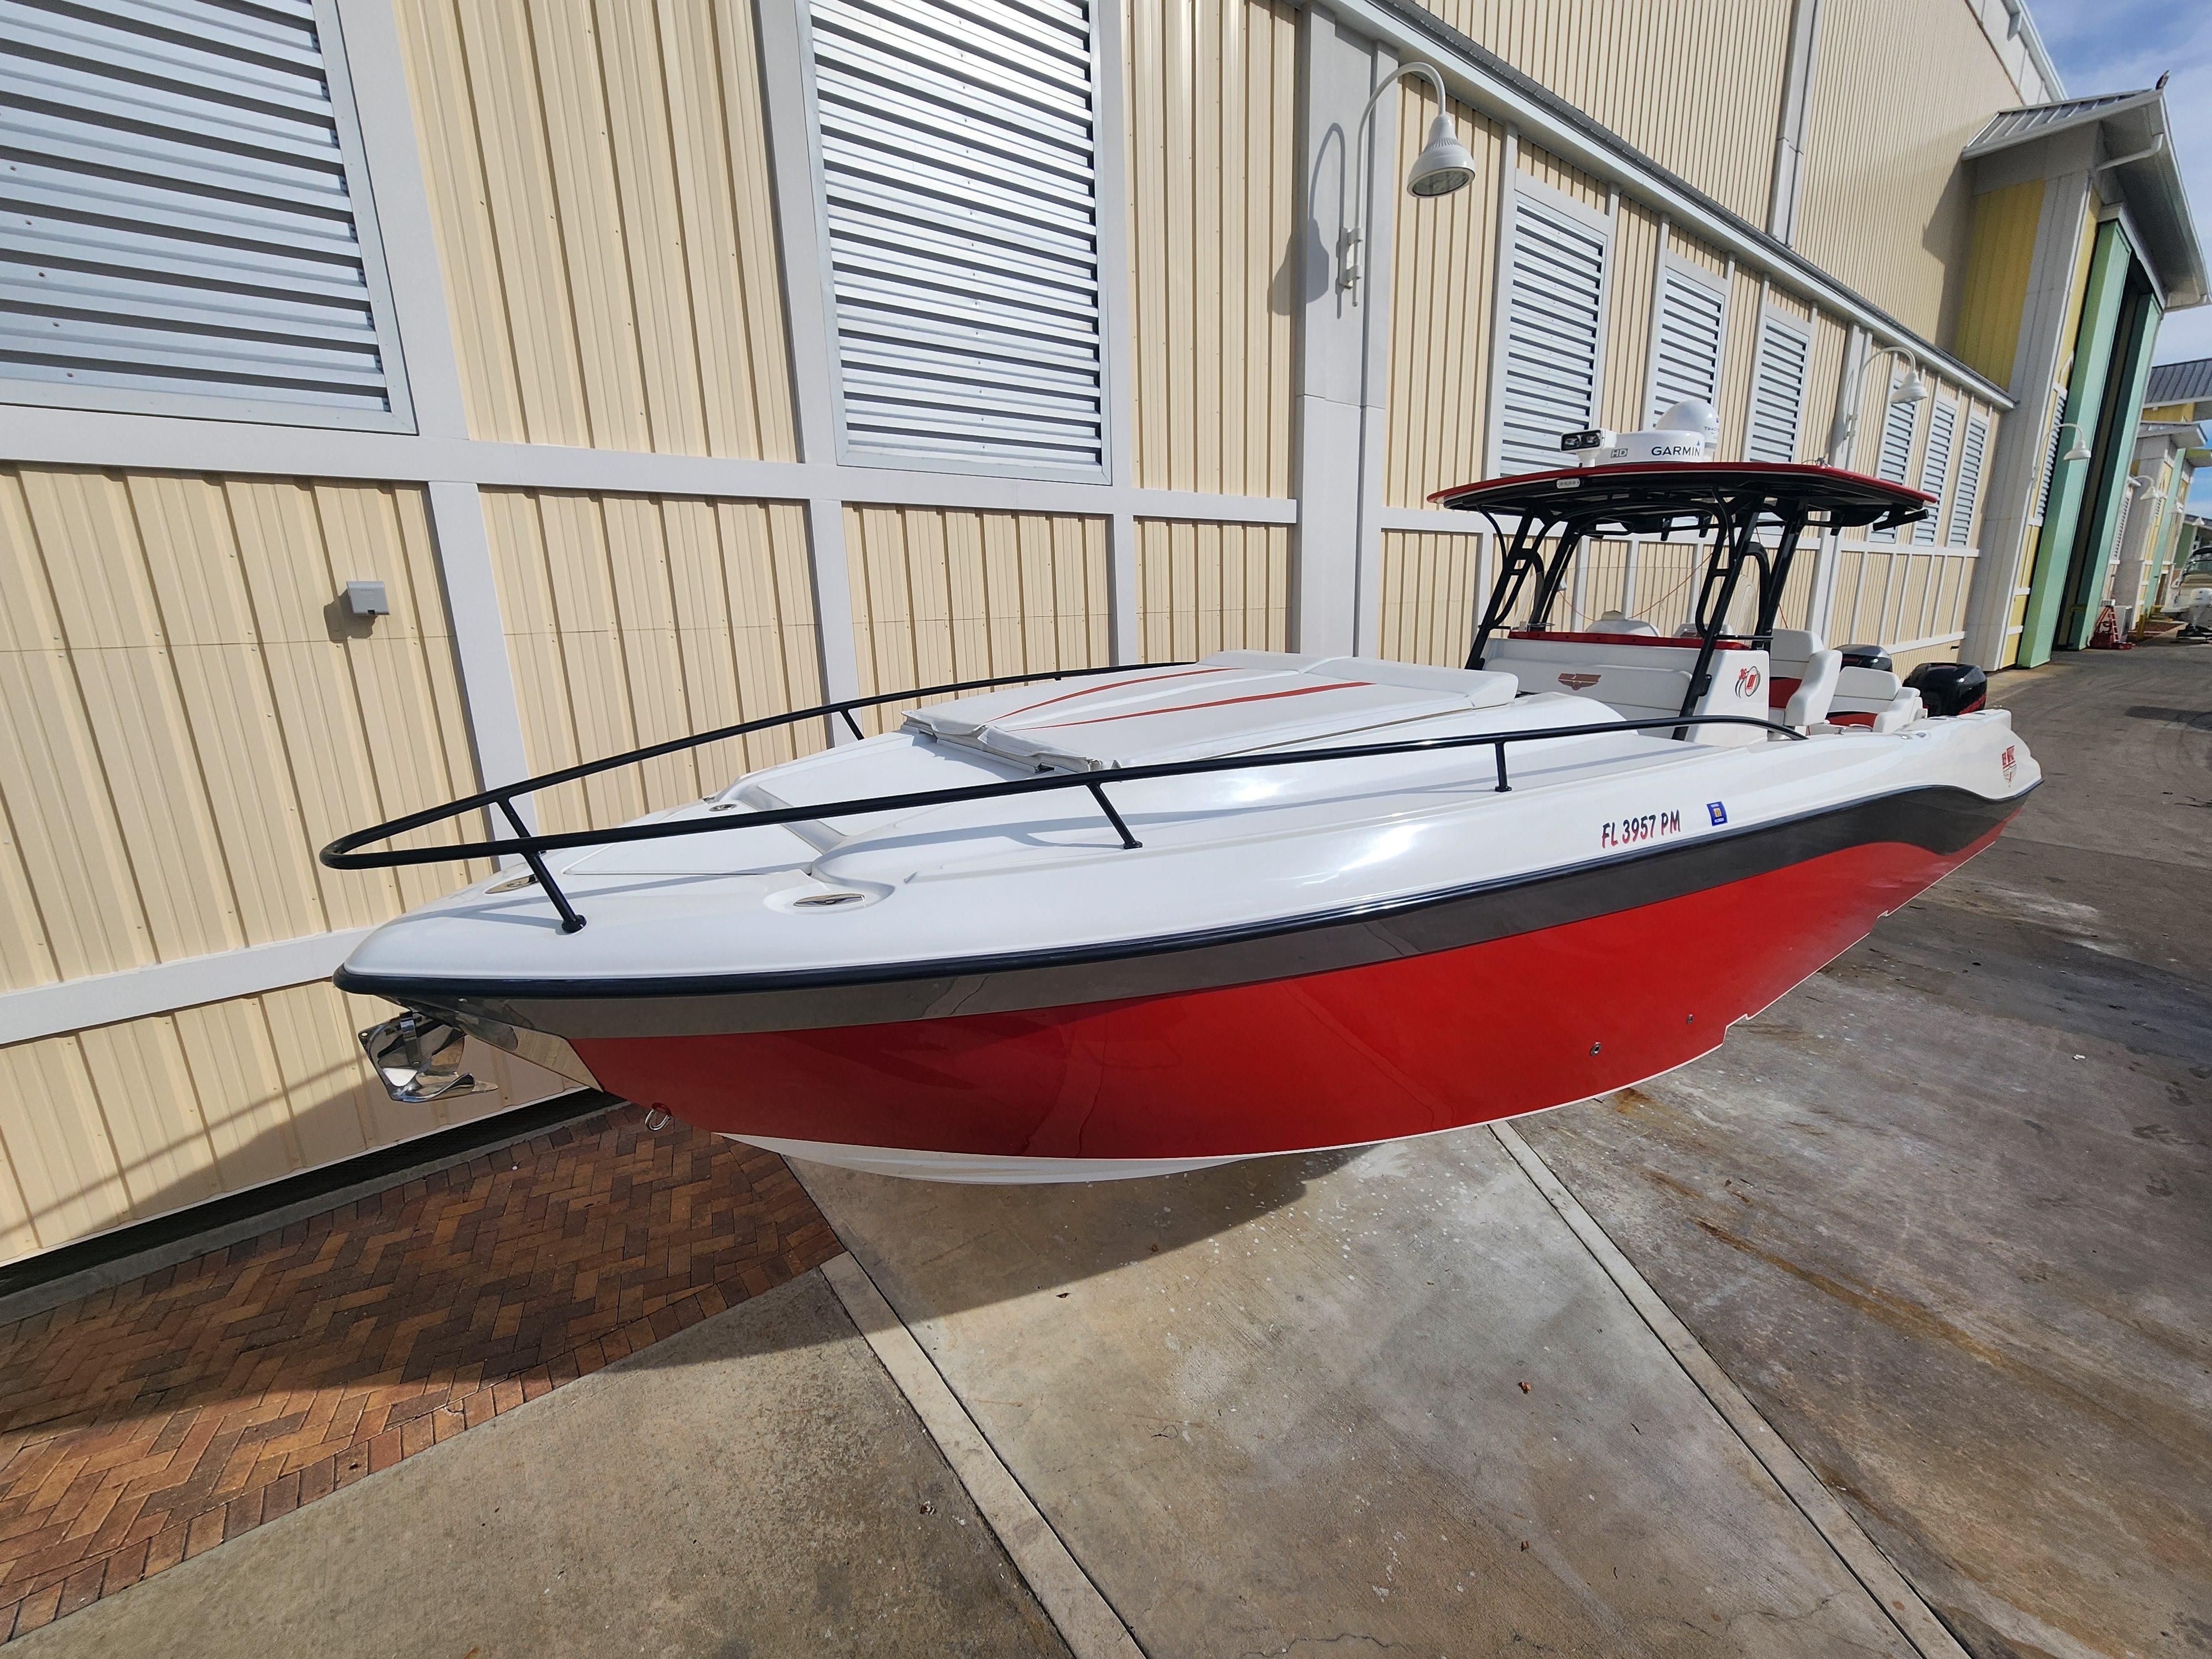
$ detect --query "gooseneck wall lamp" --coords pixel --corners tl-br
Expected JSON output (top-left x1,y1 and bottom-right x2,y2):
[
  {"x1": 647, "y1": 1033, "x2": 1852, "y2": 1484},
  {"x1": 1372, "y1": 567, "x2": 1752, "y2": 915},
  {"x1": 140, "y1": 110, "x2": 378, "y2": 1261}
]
[
  {"x1": 1825, "y1": 343, "x2": 1927, "y2": 461},
  {"x1": 1339, "y1": 63, "x2": 1477, "y2": 295}
]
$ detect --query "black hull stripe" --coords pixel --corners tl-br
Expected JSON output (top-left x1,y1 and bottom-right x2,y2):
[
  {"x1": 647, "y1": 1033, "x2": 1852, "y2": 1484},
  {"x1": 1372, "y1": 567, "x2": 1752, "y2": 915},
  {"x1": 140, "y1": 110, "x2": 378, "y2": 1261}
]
[{"x1": 336, "y1": 784, "x2": 2026, "y2": 1039}]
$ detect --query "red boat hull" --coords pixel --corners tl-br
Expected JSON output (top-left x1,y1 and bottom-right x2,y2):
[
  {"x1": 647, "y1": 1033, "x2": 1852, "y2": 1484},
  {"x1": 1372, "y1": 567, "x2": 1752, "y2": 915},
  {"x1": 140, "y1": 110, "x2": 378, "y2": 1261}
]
[{"x1": 572, "y1": 824, "x2": 2003, "y2": 1161}]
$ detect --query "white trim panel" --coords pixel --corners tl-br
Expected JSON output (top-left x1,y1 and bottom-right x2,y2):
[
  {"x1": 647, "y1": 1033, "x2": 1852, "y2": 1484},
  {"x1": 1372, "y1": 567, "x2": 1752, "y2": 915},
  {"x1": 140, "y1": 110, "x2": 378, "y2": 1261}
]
[{"x1": 0, "y1": 929, "x2": 374, "y2": 1048}]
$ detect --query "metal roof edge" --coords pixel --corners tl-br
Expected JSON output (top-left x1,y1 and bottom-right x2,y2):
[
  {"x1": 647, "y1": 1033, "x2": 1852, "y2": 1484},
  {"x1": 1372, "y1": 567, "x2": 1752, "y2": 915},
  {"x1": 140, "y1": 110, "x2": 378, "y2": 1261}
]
[{"x1": 1328, "y1": 0, "x2": 2017, "y2": 411}]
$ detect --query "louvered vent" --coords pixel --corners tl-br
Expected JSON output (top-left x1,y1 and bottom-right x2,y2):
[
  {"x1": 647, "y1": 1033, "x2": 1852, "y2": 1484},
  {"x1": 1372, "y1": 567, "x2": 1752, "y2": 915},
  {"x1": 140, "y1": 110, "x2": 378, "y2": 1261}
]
[
  {"x1": 0, "y1": 0, "x2": 403, "y2": 422},
  {"x1": 1867, "y1": 396, "x2": 1918, "y2": 542},
  {"x1": 1744, "y1": 315, "x2": 1811, "y2": 463},
  {"x1": 1498, "y1": 194, "x2": 1608, "y2": 473},
  {"x1": 810, "y1": 0, "x2": 1103, "y2": 474},
  {"x1": 1947, "y1": 413, "x2": 1988, "y2": 546},
  {"x1": 1646, "y1": 265, "x2": 1726, "y2": 426},
  {"x1": 2034, "y1": 391, "x2": 2068, "y2": 523},
  {"x1": 1912, "y1": 401, "x2": 1957, "y2": 545}
]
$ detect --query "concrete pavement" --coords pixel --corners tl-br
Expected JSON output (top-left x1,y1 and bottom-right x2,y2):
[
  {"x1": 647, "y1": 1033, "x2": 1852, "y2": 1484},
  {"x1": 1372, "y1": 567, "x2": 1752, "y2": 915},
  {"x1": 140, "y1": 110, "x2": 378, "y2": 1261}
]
[
  {"x1": 19, "y1": 648, "x2": 2203, "y2": 1656},
  {"x1": 1522, "y1": 646, "x2": 2212, "y2": 1658}
]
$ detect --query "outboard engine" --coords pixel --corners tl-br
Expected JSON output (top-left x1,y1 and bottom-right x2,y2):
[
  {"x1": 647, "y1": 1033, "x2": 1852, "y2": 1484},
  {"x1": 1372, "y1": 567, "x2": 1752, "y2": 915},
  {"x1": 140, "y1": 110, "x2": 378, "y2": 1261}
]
[
  {"x1": 1905, "y1": 660, "x2": 1987, "y2": 717},
  {"x1": 1837, "y1": 643, "x2": 1892, "y2": 672}
]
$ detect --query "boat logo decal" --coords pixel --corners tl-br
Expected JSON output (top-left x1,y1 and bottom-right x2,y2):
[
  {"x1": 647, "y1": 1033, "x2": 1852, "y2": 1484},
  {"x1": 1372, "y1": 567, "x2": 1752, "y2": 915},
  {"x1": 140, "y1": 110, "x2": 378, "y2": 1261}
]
[
  {"x1": 1558, "y1": 671, "x2": 1603, "y2": 690},
  {"x1": 1601, "y1": 808, "x2": 1682, "y2": 849},
  {"x1": 1707, "y1": 801, "x2": 1728, "y2": 825},
  {"x1": 1734, "y1": 665, "x2": 1762, "y2": 697},
  {"x1": 2001, "y1": 744, "x2": 2016, "y2": 782}
]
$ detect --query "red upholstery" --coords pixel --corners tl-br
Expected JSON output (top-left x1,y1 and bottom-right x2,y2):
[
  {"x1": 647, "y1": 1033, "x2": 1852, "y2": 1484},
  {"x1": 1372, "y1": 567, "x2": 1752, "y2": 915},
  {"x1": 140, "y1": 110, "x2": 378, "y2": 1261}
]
[
  {"x1": 1767, "y1": 675, "x2": 1802, "y2": 710},
  {"x1": 1505, "y1": 629, "x2": 1752, "y2": 650}
]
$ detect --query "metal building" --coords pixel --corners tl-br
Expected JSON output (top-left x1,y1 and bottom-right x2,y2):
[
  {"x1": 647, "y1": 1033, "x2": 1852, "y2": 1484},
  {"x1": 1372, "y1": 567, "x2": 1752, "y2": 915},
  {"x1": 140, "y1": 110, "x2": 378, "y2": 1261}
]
[{"x1": 0, "y1": 0, "x2": 2201, "y2": 1261}]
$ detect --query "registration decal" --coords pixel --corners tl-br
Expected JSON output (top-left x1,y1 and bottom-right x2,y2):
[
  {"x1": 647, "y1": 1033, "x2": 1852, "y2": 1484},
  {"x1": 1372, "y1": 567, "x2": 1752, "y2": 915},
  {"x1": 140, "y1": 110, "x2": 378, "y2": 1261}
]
[{"x1": 1600, "y1": 807, "x2": 1682, "y2": 849}]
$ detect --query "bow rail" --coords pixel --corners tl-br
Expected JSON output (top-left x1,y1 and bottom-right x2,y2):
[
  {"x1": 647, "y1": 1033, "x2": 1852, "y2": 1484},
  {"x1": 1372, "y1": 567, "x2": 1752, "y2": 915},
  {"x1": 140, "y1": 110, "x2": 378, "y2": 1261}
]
[{"x1": 320, "y1": 662, "x2": 1804, "y2": 932}]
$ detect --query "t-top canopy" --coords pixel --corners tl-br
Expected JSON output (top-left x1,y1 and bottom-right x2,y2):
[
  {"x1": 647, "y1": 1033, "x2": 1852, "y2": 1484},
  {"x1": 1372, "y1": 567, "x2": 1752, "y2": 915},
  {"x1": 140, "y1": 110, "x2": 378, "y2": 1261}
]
[{"x1": 1427, "y1": 461, "x2": 1933, "y2": 536}]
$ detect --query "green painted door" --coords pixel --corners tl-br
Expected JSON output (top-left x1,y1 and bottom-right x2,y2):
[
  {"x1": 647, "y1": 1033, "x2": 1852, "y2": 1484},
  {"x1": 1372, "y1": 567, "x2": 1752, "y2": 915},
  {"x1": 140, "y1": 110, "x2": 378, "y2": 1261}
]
[
  {"x1": 2017, "y1": 220, "x2": 2131, "y2": 666},
  {"x1": 2058, "y1": 280, "x2": 2163, "y2": 648}
]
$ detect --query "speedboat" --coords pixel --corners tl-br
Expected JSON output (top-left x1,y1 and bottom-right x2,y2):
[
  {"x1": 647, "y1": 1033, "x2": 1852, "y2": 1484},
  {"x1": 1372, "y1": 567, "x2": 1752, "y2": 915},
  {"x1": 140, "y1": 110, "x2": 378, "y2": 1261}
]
[{"x1": 327, "y1": 449, "x2": 2037, "y2": 1181}]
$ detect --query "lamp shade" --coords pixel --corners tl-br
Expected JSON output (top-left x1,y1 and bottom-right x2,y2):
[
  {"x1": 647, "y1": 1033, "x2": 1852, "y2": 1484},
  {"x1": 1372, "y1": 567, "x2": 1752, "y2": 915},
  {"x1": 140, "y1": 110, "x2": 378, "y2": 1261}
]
[
  {"x1": 1406, "y1": 115, "x2": 1477, "y2": 198},
  {"x1": 1890, "y1": 373, "x2": 1928, "y2": 406}
]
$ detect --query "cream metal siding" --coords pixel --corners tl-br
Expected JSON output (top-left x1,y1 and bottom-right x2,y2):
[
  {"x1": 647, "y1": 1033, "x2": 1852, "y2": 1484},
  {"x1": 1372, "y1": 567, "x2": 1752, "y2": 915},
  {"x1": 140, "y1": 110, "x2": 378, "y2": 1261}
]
[
  {"x1": 1791, "y1": 0, "x2": 2022, "y2": 338},
  {"x1": 1378, "y1": 530, "x2": 1480, "y2": 666},
  {"x1": 481, "y1": 490, "x2": 825, "y2": 834},
  {"x1": 1123, "y1": 0, "x2": 1299, "y2": 495},
  {"x1": 0, "y1": 0, "x2": 406, "y2": 426},
  {"x1": 0, "y1": 467, "x2": 482, "y2": 988},
  {"x1": 844, "y1": 506, "x2": 1110, "y2": 733},
  {"x1": 1384, "y1": 90, "x2": 1504, "y2": 507},
  {"x1": 1412, "y1": 0, "x2": 1793, "y2": 222},
  {"x1": 1598, "y1": 201, "x2": 1660, "y2": 438},
  {"x1": 0, "y1": 982, "x2": 565, "y2": 1266},
  {"x1": 395, "y1": 0, "x2": 797, "y2": 457},
  {"x1": 1135, "y1": 519, "x2": 1290, "y2": 659}
]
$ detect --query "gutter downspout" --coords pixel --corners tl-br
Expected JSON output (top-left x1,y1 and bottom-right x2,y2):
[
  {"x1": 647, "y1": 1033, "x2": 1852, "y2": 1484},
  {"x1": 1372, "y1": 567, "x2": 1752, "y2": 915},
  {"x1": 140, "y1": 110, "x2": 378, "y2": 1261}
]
[{"x1": 1768, "y1": 0, "x2": 1822, "y2": 244}]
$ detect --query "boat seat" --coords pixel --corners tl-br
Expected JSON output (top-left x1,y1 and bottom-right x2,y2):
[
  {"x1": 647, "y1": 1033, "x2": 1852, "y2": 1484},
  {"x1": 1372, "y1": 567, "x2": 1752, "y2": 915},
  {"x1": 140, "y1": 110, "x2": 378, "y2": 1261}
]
[
  {"x1": 1767, "y1": 628, "x2": 1841, "y2": 729},
  {"x1": 1828, "y1": 664, "x2": 1923, "y2": 732},
  {"x1": 1479, "y1": 630, "x2": 1770, "y2": 744},
  {"x1": 1589, "y1": 610, "x2": 1659, "y2": 637}
]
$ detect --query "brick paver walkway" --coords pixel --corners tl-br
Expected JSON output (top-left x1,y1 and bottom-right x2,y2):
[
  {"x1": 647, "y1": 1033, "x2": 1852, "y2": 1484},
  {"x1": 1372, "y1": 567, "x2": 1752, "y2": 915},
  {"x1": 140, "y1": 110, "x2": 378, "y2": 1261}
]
[{"x1": 0, "y1": 1107, "x2": 841, "y2": 1642}]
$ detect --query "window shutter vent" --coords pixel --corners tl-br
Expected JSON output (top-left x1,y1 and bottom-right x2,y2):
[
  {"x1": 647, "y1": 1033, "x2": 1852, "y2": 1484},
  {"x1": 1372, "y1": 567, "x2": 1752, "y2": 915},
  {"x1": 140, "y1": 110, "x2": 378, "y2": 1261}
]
[
  {"x1": 810, "y1": 0, "x2": 1104, "y2": 473},
  {"x1": 1744, "y1": 316, "x2": 1811, "y2": 463},
  {"x1": 2035, "y1": 392, "x2": 2068, "y2": 522},
  {"x1": 1498, "y1": 194, "x2": 1608, "y2": 473},
  {"x1": 1646, "y1": 265, "x2": 1726, "y2": 426},
  {"x1": 1947, "y1": 413, "x2": 1989, "y2": 546},
  {"x1": 0, "y1": 0, "x2": 400, "y2": 420},
  {"x1": 1913, "y1": 401, "x2": 1957, "y2": 545},
  {"x1": 1868, "y1": 397, "x2": 1917, "y2": 543}
]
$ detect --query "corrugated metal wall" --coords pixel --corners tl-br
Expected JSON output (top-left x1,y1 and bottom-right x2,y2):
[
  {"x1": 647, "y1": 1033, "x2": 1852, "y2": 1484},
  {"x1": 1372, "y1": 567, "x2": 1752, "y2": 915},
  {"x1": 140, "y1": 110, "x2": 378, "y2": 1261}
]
[
  {"x1": 1598, "y1": 202, "x2": 1662, "y2": 437},
  {"x1": 1383, "y1": 90, "x2": 1504, "y2": 507},
  {"x1": 0, "y1": 468, "x2": 481, "y2": 984},
  {"x1": 844, "y1": 507, "x2": 1111, "y2": 733},
  {"x1": 481, "y1": 490, "x2": 825, "y2": 833},
  {"x1": 395, "y1": 0, "x2": 797, "y2": 457},
  {"x1": 1416, "y1": 0, "x2": 1793, "y2": 223},
  {"x1": 1791, "y1": 0, "x2": 2021, "y2": 340},
  {"x1": 1135, "y1": 520, "x2": 1290, "y2": 659},
  {"x1": 1377, "y1": 531, "x2": 1480, "y2": 666},
  {"x1": 1123, "y1": 0, "x2": 1300, "y2": 495},
  {"x1": 1954, "y1": 179, "x2": 2046, "y2": 387},
  {"x1": 0, "y1": 466, "x2": 569, "y2": 1265},
  {"x1": 0, "y1": 985, "x2": 562, "y2": 1264}
]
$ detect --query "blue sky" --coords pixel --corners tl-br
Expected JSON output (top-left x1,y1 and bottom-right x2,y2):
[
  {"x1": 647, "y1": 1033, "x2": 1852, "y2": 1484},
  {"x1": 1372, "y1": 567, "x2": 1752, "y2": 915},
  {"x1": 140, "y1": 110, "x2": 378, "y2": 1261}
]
[{"x1": 2026, "y1": 0, "x2": 2212, "y2": 365}]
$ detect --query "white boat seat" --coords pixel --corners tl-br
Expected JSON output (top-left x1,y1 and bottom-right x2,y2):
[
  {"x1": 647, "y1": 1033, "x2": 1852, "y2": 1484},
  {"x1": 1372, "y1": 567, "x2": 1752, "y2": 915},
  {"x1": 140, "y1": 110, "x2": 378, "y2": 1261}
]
[
  {"x1": 1767, "y1": 628, "x2": 1840, "y2": 729},
  {"x1": 1478, "y1": 630, "x2": 1770, "y2": 744},
  {"x1": 1589, "y1": 610, "x2": 1659, "y2": 637},
  {"x1": 1828, "y1": 664, "x2": 1923, "y2": 732}
]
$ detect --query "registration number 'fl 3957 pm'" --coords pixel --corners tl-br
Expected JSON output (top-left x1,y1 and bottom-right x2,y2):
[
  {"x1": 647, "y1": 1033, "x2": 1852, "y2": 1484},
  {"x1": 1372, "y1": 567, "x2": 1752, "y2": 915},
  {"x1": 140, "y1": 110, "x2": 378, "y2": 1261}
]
[{"x1": 1600, "y1": 808, "x2": 1682, "y2": 849}]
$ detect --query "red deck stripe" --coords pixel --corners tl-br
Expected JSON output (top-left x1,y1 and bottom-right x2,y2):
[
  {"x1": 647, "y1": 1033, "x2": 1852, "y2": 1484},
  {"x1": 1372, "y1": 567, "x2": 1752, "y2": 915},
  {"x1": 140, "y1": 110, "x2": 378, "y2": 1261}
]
[
  {"x1": 995, "y1": 665, "x2": 1234, "y2": 719},
  {"x1": 1029, "y1": 681, "x2": 1366, "y2": 728}
]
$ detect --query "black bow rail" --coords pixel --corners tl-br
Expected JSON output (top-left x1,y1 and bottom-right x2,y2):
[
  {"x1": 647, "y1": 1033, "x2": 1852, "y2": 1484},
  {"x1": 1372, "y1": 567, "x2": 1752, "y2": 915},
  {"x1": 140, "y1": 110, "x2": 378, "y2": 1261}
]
[{"x1": 320, "y1": 662, "x2": 1804, "y2": 933}]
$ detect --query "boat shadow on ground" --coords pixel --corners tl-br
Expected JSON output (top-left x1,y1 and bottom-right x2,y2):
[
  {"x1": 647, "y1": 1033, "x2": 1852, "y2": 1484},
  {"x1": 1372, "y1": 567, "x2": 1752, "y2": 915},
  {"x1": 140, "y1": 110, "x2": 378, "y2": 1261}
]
[{"x1": 619, "y1": 1139, "x2": 1378, "y2": 1367}]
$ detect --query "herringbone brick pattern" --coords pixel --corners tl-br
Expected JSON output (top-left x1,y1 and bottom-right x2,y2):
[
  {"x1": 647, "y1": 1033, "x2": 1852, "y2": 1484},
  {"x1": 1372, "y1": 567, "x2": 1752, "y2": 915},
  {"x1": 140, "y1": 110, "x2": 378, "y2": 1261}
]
[{"x1": 0, "y1": 1107, "x2": 841, "y2": 1642}]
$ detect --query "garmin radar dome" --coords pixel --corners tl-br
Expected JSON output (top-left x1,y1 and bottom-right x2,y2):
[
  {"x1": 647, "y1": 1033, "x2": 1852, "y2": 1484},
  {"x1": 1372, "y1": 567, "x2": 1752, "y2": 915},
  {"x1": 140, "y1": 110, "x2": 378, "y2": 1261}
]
[{"x1": 1559, "y1": 399, "x2": 1719, "y2": 468}]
